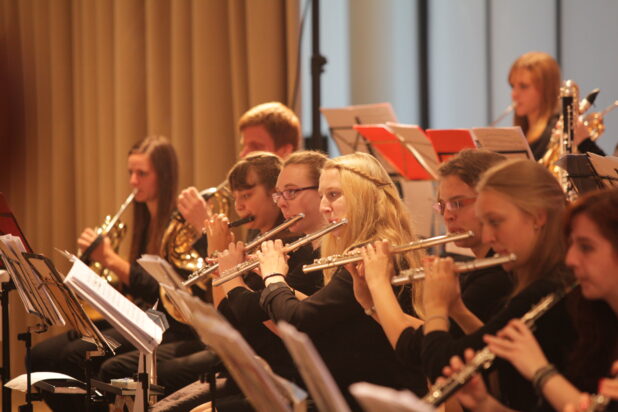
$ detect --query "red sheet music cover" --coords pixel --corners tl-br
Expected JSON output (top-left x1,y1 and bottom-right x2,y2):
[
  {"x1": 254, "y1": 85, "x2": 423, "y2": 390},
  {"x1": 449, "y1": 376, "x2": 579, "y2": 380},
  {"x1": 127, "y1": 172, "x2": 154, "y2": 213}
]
[
  {"x1": 353, "y1": 124, "x2": 434, "y2": 180},
  {"x1": 425, "y1": 129, "x2": 477, "y2": 162},
  {"x1": 0, "y1": 193, "x2": 33, "y2": 260}
]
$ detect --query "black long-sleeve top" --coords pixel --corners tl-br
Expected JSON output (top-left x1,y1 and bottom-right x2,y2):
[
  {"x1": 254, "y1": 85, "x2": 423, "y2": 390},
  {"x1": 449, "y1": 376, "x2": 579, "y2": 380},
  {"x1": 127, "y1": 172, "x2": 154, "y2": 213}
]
[
  {"x1": 530, "y1": 114, "x2": 605, "y2": 161},
  {"x1": 260, "y1": 266, "x2": 426, "y2": 411},
  {"x1": 401, "y1": 277, "x2": 575, "y2": 411},
  {"x1": 216, "y1": 244, "x2": 322, "y2": 386}
]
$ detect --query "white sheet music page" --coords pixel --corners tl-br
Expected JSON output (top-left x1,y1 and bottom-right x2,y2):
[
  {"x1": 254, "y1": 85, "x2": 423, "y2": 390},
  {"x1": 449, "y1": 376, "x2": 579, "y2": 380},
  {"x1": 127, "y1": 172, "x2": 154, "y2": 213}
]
[
  {"x1": 320, "y1": 103, "x2": 398, "y2": 174},
  {"x1": 64, "y1": 257, "x2": 162, "y2": 353},
  {"x1": 471, "y1": 127, "x2": 534, "y2": 160},
  {"x1": 349, "y1": 382, "x2": 435, "y2": 412},
  {"x1": 587, "y1": 153, "x2": 618, "y2": 188},
  {"x1": 386, "y1": 122, "x2": 440, "y2": 179},
  {"x1": 137, "y1": 254, "x2": 184, "y2": 289}
]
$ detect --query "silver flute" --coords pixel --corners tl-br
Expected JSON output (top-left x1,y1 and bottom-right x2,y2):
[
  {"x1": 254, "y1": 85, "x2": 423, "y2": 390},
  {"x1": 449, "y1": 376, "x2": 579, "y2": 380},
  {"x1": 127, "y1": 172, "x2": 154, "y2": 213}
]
[
  {"x1": 212, "y1": 219, "x2": 348, "y2": 287},
  {"x1": 302, "y1": 231, "x2": 475, "y2": 273},
  {"x1": 391, "y1": 253, "x2": 517, "y2": 286},
  {"x1": 182, "y1": 213, "x2": 305, "y2": 288},
  {"x1": 422, "y1": 281, "x2": 578, "y2": 407},
  {"x1": 584, "y1": 374, "x2": 617, "y2": 412}
]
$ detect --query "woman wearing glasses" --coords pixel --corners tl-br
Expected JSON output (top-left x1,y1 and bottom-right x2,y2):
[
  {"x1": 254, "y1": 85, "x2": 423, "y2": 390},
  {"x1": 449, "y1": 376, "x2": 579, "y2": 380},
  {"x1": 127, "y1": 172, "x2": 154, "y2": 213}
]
[
  {"x1": 256, "y1": 152, "x2": 427, "y2": 410},
  {"x1": 180, "y1": 151, "x2": 328, "y2": 412}
]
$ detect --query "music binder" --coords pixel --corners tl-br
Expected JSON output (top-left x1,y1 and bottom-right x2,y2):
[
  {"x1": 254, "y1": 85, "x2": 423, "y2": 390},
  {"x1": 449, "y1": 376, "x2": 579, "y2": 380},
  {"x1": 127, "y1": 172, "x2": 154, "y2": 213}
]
[
  {"x1": 277, "y1": 321, "x2": 351, "y2": 412},
  {"x1": 353, "y1": 123, "x2": 440, "y2": 180},
  {"x1": 62, "y1": 255, "x2": 163, "y2": 354},
  {"x1": 180, "y1": 294, "x2": 306, "y2": 412}
]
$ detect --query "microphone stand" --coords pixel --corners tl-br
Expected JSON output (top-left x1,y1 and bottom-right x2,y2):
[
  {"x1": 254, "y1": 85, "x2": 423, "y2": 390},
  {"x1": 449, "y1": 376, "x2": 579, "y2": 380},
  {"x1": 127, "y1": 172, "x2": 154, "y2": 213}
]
[{"x1": 309, "y1": 0, "x2": 327, "y2": 152}]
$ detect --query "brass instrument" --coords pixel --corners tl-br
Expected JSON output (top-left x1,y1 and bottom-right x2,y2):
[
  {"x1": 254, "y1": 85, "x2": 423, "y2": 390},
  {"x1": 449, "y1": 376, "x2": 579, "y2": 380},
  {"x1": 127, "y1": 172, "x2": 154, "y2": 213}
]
[
  {"x1": 583, "y1": 100, "x2": 618, "y2": 142},
  {"x1": 391, "y1": 253, "x2": 517, "y2": 286},
  {"x1": 302, "y1": 231, "x2": 475, "y2": 274},
  {"x1": 212, "y1": 219, "x2": 349, "y2": 287},
  {"x1": 79, "y1": 190, "x2": 136, "y2": 285},
  {"x1": 183, "y1": 213, "x2": 305, "y2": 288},
  {"x1": 422, "y1": 282, "x2": 578, "y2": 407},
  {"x1": 160, "y1": 181, "x2": 233, "y2": 273}
]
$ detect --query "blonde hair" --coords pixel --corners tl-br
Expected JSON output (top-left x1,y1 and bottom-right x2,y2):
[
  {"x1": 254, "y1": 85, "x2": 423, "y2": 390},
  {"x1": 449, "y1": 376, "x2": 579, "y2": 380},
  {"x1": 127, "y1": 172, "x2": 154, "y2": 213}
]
[
  {"x1": 509, "y1": 51, "x2": 561, "y2": 134},
  {"x1": 477, "y1": 159, "x2": 568, "y2": 294},
  {"x1": 321, "y1": 153, "x2": 424, "y2": 312}
]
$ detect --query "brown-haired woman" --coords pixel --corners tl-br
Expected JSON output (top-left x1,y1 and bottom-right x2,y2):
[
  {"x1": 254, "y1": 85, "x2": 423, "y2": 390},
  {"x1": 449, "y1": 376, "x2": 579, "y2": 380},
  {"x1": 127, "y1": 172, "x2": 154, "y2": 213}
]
[
  {"x1": 32, "y1": 136, "x2": 181, "y2": 411},
  {"x1": 416, "y1": 159, "x2": 575, "y2": 411},
  {"x1": 509, "y1": 51, "x2": 604, "y2": 160},
  {"x1": 437, "y1": 188, "x2": 618, "y2": 412}
]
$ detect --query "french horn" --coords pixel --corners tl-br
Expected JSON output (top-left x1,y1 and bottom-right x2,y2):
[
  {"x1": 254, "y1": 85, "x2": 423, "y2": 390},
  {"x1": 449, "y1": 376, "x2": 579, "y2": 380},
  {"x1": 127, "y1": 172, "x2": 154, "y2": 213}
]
[
  {"x1": 79, "y1": 190, "x2": 136, "y2": 287},
  {"x1": 160, "y1": 181, "x2": 233, "y2": 273}
]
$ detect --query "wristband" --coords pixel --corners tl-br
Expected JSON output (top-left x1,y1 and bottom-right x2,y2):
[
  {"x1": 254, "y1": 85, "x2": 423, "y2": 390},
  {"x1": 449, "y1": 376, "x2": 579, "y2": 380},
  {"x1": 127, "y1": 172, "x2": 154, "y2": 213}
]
[
  {"x1": 532, "y1": 364, "x2": 558, "y2": 395},
  {"x1": 263, "y1": 273, "x2": 285, "y2": 282}
]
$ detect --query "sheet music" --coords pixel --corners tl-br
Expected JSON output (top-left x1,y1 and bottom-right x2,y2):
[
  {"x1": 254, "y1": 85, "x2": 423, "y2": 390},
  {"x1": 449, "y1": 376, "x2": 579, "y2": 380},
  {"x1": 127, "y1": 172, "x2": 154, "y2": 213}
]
[
  {"x1": 587, "y1": 153, "x2": 618, "y2": 188},
  {"x1": 137, "y1": 254, "x2": 184, "y2": 289},
  {"x1": 349, "y1": 382, "x2": 435, "y2": 412},
  {"x1": 320, "y1": 103, "x2": 398, "y2": 175},
  {"x1": 185, "y1": 299, "x2": 291, "y2": 412},
  {"x1": 470, "y1": 127, "x2": 534, "y2": 160},
  {"x1": 64, "y1": 257, "x2": 162, "y2": 353},
  {"x1": 387, "y1": 122, "x2": 440, "y2": 179},
  {"x1": 0, "y1": 236, "x2": 36, "y2": 313},
  {"x1": 278, "y1": 322, "x2": 351, "y2": 412}
]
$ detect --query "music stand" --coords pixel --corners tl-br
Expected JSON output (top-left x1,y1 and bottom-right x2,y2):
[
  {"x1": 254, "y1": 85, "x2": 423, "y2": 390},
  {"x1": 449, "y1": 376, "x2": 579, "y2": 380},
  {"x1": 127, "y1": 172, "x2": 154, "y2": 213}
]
[
  {"x1": 277, "y1": 322, "x2": 351, "y2": 412},
  {"x1": 320, "y1": 103, "x2": 400, "y2": 175},
  {"x1": 0, "y1": 236, "x2": 118, "y2": 412},
  {"x1": 557, "y1": 153, "x2": 618, "y2": 195},
  {"x1": 61, "y1": 255, "x2": 165, "y2": 412},
  {"x1": 0, "y1": 193, "x2": 32, "y2": 412},
  {"x1": 181, "y1": 293, "x2": 306, "y2": 412}
]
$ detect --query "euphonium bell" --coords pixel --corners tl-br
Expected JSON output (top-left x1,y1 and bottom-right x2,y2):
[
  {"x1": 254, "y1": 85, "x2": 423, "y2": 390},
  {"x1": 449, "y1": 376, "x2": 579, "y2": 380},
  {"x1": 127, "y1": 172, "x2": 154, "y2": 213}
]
[
  {"x1": 160, "y1": 181, "x2": 233, "y2": 273},
  {"x1": 582, "y1": 100, "x2": 618, "y2": 142}
]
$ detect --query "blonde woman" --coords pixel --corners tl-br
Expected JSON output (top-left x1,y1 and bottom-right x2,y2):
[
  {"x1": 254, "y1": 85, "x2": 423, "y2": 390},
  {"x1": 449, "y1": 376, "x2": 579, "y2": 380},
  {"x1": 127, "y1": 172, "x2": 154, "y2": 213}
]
[{"x1": 257, "y1": 152, "x2": 425, "y2": 410}]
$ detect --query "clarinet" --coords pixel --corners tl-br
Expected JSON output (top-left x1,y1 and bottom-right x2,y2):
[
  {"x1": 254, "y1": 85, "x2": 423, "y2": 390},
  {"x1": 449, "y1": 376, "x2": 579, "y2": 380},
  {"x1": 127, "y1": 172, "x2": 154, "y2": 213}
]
[{"x1": 422, "y1": 282, "x2": 578, "y2": 407}]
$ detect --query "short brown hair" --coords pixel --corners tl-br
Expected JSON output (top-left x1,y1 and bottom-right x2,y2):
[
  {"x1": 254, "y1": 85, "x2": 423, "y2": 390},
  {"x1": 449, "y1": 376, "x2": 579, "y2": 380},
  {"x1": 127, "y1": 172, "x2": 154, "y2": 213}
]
[
  {"x1": 438, "y1": 149, "x2": 507, "y2": 188},
  {"x1": 228, "y1": 152, "x2": 282, "y2": 192},
  {"x1": 238, "y1": 102, "x2": 301, "y2": 151},
  {"x1": 283, "y1": 150, "x2": 328, "y2": 186}
]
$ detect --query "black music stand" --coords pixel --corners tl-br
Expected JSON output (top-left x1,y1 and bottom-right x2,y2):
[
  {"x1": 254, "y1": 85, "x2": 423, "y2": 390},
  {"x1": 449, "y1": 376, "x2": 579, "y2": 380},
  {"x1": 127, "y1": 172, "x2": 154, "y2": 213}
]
[
  {"x1": 0, "y1": 193, "x2": 32, "y2": 412},
  {"x1": 0, "y1": 237, "x2": 118, "y2": 412},
  {"x1": 557, "y1": 153, "x2": 618, "y2": 195}
]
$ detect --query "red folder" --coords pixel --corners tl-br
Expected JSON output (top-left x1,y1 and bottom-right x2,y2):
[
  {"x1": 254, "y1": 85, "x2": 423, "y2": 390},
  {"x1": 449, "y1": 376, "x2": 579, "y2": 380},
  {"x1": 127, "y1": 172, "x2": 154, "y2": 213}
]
[
  {"x1": 425, "y1": 129, "x2": 477, "y2": 162},
  {"x1": 353, "y1": 124, "x2": 434, "y2": 180}
]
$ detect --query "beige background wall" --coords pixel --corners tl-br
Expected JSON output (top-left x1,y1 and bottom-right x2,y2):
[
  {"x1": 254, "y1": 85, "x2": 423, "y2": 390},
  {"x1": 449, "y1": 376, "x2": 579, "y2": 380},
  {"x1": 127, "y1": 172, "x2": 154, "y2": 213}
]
[{"x1": 0, "y1": 0, "x2": 299, "y2": 408}]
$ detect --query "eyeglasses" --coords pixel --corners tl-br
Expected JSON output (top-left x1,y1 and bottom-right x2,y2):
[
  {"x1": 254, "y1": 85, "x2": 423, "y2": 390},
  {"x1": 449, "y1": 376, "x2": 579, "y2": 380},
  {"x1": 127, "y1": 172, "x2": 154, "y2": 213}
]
[
  {"x1": 272, "y1": 186, "x2": 318, "y2": 203},
  {"x1": 432, "y1": 197, "x2": 477, "y2": 215}
]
